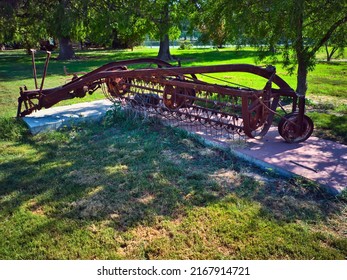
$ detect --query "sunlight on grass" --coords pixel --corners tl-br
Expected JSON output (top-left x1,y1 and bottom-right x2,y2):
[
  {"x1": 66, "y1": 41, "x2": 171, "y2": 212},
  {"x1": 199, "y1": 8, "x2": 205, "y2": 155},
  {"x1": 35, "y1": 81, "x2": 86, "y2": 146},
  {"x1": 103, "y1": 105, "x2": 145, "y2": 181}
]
[{"x1": 104, "y1": 164, "x2": 129, "y2": 175}]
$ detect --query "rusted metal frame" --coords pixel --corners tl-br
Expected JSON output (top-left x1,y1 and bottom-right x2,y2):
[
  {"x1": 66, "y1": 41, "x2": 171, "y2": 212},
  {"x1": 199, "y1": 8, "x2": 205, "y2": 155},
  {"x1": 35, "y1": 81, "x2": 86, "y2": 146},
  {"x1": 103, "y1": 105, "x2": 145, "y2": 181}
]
[
  {"x1": 37, "y1": 75, "x2": 252, "y2": 111},
  {"x1": 47, "y1": 68, "x2": 271, "y2": 137},
  {"x1": 123, "y1": 77, "x2": 249, "y2": 132},
  {"x1": 35, "y1": 63, "x2": 289, "y2": 111},
  {"x1": 241, "y1": 80, "x2": 280, "y2": 138},
  {"x1": 36, "y1": 60, "x2": 173, "y2": 109},
  {"x1": 17, "y1": 88, "x2": 42, "y2": 117},
  {"x1": 245, "y1": 93, "x2": 281, "y2": 138},
  {"x1": 33, "y1": 59, "x2": 165, "y2": 107},
  {"x1": 17, "y1": 60, "x2": 296, "y2": 133},
  {"x1": 95, "y1": 63, "x2": 292, "y2": 90},
  {"x1": 154, "y1": 77, "x2": 262, "y2": 97},
  {"x1": 63, "y1": 58, "x2": 175, "y2": 88}
]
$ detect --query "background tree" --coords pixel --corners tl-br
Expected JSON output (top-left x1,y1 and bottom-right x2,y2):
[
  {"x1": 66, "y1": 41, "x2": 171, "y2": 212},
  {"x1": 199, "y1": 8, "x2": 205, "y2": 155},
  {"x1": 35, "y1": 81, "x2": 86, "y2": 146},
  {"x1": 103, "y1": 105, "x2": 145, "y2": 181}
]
[
  {"x1": 0, "y1": 0, "x2": 49, "y2": 52},
  {"x1": 87, "y1": 0, "x2": 147, "y2": 50},
  {"x1": 0, "y1": 0, "x2": 18, "y2": 45},
  {"x1": 48, "y1": 0, "x2": 89, "y2": 60},
  {"x1": 199, "y1": 0, "x2": 347, "y2": 96},
  {"x1": 192, "y1": 0, "x2": 229, "y2": 48},
  {"x1": 141, "y1": 0, "x2": 193, "y2": 61},
  {"x1": 324, "y1": 25, "x2": 346, "y2": 62},
  {"x1": 0, "y1": 0, "x2": 89, "y2": 60}
]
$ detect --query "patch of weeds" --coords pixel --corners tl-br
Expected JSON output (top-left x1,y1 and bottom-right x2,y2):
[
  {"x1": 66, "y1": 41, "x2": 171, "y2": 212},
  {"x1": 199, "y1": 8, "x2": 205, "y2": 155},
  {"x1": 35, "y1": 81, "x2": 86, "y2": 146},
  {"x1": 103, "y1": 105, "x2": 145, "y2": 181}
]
[
  {"x1": 103, "y1": 104, "x2": 164, "y2": 133},
  {"x1": 309, "y1": 102, "x2": 335, "y2": 111},
  {"x1": 339, "y1": 190, "x2": 347, "y2": 202},
  {"x1": 335, "y1": 104, "x2": 347, "y2": 114},
  {"x1": 0, "y1": 117, "x2": 29, "y2": 141},
  {"x1": 307, "y1": 112, "x2": 347, "y2": 144}
]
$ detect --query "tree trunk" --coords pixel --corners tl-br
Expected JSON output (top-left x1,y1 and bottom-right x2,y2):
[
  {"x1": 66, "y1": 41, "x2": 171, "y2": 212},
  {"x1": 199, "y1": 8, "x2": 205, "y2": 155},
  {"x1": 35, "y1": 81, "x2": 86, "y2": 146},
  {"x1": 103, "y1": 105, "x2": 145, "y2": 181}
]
[
  {"x1": 325, "y1": 44, "x2": 338, "y2": 62},
  {"x1": 157, "y1": 34, "x2": 173, "y2": 61},
  {"x1": 296, "y1": 59, "x2": 308, "y2": 96},
  {"x1": 57, "y1": 37, "x2": 75, "y2": 60},
  {"x1": 294, "y1": 3, "x2": 308, "y2": 97},
  {"x1": 325, "y1": 44, "x2": 330, "y2": 61}
]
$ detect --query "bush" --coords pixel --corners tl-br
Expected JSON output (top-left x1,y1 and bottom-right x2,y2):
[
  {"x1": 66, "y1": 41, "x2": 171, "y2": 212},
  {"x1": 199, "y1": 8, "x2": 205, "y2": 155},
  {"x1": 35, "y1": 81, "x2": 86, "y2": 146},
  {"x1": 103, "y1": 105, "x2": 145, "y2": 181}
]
[{"x1": 178, "y1": 40, "x2": 193, "y2": 50}]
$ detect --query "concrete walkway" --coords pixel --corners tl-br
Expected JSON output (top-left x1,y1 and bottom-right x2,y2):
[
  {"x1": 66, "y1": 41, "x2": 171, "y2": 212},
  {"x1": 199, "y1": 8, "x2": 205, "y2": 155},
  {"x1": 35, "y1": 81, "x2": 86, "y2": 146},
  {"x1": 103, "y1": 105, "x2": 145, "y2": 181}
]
[
  {"x1": 23, "y1": 100, "x2": 346, "y2": 195},
  {"x1": 23, "y1": 100, "x2": 113, "y2": 134},
  {"x1": 235, "y1": 128, "x2": 346, "y2": 195}
]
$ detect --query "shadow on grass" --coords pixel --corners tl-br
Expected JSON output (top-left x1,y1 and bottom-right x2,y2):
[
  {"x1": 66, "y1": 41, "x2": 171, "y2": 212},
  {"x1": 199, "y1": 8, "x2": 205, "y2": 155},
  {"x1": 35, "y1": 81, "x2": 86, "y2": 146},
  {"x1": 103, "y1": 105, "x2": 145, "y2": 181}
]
[
  {"x1": 308, "y1": 112, "x2": 347, "y2": 144},
  {"x1": 0, "y1": 114, "x2": 346, "y2": 259},
  {"x1": 0, "y1": 120, "x2": 343, "y2": 224}
]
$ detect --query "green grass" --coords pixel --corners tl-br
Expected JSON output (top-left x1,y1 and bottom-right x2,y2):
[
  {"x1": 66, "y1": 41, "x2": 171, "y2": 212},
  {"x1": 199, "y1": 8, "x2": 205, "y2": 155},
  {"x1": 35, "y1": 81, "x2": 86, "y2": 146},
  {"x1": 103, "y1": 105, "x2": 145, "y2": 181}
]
[
  {"x1": 0, "y1": 47, "x2": 346, "y2": 259},
  {"x1": 0, "y1": 109, "x2": 346, "y2": 259}
]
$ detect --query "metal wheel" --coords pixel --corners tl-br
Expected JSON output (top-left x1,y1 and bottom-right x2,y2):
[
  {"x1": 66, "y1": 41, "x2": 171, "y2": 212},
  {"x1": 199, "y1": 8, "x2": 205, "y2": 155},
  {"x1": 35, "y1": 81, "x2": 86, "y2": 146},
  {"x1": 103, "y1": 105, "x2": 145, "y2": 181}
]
[
  {"x1": 163, "y1": 84, "x2": 195, "y2": 110},
  {"x1": 278, "y1": 113, "x2": 314, "y2": 143},
  {"x1": 105, "y1": 77, "x2": 132, "y2": 97}
]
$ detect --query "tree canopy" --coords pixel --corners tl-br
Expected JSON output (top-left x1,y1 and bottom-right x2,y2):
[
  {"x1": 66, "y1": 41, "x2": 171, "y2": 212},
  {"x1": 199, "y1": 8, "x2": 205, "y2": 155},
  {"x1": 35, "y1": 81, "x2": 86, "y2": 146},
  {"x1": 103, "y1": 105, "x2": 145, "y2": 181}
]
[
  {"x1": 197, "y1": 0, "x2": 347, "y2": 95},
  {"x1": 0, "y1": 0, "x2": 346, "y2": 94}
]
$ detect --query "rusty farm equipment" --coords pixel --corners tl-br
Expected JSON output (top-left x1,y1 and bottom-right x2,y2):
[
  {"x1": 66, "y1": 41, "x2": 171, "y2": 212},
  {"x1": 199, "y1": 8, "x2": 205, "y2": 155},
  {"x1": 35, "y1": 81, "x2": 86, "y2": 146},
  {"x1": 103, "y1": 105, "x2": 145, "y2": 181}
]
[{"x1": 17, "y1": 51, "x2": 314, "y2": 143}]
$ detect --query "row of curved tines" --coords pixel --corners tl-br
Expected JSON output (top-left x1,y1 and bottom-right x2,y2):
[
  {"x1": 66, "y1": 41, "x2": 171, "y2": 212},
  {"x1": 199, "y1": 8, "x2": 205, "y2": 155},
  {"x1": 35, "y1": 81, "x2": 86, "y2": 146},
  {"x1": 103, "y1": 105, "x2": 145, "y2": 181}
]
[{"x1": 103, "y1": 78, "x2": 246, "y2": 135}]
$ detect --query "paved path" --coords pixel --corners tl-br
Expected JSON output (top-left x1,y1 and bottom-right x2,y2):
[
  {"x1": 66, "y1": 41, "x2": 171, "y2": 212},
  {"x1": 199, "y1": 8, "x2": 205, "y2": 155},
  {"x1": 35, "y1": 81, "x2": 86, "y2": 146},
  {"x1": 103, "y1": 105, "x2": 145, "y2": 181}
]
[
  {"x1": 23, "y1": 100, "x2": 113, "y2": 134},
  {"x1": 235, "y1": 128, "x2": 346, "y2": 195},
  {"x1": 23, "y1": 100, "x2": 346, "y2": 195}
]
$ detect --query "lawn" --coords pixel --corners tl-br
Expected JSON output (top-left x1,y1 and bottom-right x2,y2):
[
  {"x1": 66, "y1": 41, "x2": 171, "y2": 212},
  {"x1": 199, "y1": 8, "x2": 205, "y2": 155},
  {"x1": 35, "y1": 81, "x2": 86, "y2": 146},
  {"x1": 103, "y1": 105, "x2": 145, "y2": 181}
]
[{"x1": 0, "y1": 47, "x2": 346, "y2": 259}]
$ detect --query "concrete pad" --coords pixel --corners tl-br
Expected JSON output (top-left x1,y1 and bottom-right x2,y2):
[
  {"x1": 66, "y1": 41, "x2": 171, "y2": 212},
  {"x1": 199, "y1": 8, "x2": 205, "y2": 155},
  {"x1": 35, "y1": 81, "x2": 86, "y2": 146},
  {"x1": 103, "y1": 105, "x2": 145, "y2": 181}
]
[{"x1": 23, "y1": 100, "x2": 113, "y2": 134}]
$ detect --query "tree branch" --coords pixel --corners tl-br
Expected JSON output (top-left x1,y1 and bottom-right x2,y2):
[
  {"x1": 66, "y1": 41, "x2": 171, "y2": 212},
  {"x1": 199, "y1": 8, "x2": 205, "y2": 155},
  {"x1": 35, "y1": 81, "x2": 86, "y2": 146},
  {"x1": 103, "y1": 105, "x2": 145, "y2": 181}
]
[{"x1": 309, "y1": 15, "x2": 347, "y2": 57}]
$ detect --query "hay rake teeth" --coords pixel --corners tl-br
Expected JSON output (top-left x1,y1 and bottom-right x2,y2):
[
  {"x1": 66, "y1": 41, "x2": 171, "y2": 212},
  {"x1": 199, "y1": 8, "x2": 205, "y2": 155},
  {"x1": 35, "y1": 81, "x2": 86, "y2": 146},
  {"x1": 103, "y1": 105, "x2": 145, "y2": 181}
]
[{"x1": 17, "y1": 51, "x2": 314, "y2": 143}]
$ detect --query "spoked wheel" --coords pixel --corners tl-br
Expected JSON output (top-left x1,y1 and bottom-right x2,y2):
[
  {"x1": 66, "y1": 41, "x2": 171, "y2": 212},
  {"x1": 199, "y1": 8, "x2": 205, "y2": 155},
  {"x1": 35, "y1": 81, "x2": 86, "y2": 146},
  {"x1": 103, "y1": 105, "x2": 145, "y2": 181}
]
[
  {"x1": 278, "y1": 113, "x2": 314, "y2": 143},
  {"x1": 163, "y1": 84, "x2": 196, "y2": 110},
  {"x1": 106, "y1": 77, "x2": 132, "y2": 97}
]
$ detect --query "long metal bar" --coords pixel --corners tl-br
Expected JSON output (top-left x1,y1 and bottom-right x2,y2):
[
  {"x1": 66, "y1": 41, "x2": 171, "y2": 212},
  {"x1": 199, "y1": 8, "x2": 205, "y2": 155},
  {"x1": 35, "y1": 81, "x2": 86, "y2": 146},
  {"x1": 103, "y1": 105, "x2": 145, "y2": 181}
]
[
  {"x1": 30, "y1": 49, "x2": 38, "y2": 89},
  {"x1": 39, "y1": 51, "x2": 51, "y2": 96}
]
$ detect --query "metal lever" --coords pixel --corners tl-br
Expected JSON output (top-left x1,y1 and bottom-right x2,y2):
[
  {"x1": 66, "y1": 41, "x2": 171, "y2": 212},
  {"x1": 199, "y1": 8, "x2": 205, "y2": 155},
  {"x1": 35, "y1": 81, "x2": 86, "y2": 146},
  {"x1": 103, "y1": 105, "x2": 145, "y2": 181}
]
[
  {"x1": 39, "y1": 51, "x2": 51, "y2": 96},
  {"x1": 30, "y1": 49, "x2": 38, "y2": 89}
]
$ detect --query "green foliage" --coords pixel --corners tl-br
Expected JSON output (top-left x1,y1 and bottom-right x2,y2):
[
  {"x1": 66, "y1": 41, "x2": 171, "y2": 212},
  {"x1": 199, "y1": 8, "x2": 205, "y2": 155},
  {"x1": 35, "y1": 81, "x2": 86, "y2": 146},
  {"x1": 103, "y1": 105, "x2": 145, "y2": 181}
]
[
  {"x1": 0, "y1": 0, "x2": 49, "y2": 50},
  {"x1": 307, "y1": 112, "x2": 347, "y2": 143},
  {"x1": 196, "y1": 0, "x2": 347, "y2": 95},
  {"x1": 87, "y1": 1, "x2": 148, "y2": 49},
  {"x1": 178, "y1": 40, "x2": 193, "y2": 50},
  {"x1": 0, "y1": 117, "x2": 28, "y2": 141},
  {"x1": 49, "y1": 0, "x2": 88, "y2": 40},
  {"x1": 192, "y1": 0, "x2": 229, "y2": 47},
  {"x1": 324, "y1": 25, "x2": 347, "y2": 61}
]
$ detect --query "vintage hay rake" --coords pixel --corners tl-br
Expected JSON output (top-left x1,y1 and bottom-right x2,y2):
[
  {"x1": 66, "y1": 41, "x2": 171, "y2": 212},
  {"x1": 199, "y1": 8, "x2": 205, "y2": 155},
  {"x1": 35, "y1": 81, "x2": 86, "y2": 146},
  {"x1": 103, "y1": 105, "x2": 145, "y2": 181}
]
[{"x1": 17, "y1": 51, "x2": 314, "y2": 143}]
